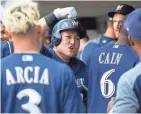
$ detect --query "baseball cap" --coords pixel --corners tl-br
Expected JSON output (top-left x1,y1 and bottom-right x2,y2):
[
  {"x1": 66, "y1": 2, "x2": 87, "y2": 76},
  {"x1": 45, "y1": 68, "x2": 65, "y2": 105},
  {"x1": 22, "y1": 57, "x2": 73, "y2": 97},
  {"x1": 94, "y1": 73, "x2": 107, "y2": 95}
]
[
  {"x1": 108, "y1": 4, "x2": 135, "y2": 17},
  {"x1": 124, "y1": 8, "x2": 141, "y2": 40}
]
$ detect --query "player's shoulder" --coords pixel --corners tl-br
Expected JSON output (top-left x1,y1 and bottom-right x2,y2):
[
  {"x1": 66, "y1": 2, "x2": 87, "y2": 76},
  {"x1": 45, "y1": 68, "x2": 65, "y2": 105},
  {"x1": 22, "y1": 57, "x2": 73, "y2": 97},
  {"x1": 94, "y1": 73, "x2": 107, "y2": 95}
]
[
  {"x1": 126, "y1": 45, "x2": 139, "y2": 59},
  {"x1": 1, "y1": 41, "x2": 13, "y2": 58},
  {"x1": 87, "y1": 44, "x2": 113, "y2": 63},
  {"x1": 1, "y1": 53, "x2": 13, "y2": 62},
  {"x1": 90, "y1": 43, "x2": 110, "y2": 55},
  {"x1": 1, "y1": 54, "x2": 17, "y2": 69},
  {"x1": 39, "y1": 54, "x2": 73, "y2": 75},
  {"x1": 69, "y1": 57, "x2": 86, "y2": 74},
  {"x1": 72, "y1": 57, "x2": 86, "y2": 68},
  {"x1": 118, "y1": 44, "x2": 140, "y2": 63},
  {"x1": 96, "y1": 43, "x2": 113, "y2": 50},
  {"x1": 47, "y1": 48, "x2": 60, "y2": 60},
  {"x1": 84, "y1": 39, "x2": 100, "y2": 51},
  {"x1": 37, "y1": 53, "x2": 67, "y2": 67},
  {"x1": 2, "y1": 53, "x2": 72, "y2": 74},
  {"x1": 40, "y1": 45, "x2": 53, "y2": 58},
  {"x1": 119, "y1": 62, "x2": 141, "y2": 87},
  {"x1": 123, "y1": 62, "x2": 141, "y2": 78},
  {"x1": 92, "y1": 44, "x2": 130, "y2": 52}
]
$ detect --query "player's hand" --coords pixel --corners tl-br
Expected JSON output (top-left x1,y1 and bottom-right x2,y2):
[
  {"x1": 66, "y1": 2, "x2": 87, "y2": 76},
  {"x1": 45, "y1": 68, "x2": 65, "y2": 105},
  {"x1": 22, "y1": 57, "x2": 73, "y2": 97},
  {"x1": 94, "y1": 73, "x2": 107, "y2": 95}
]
[
  {"x1": 53, "y1": 7, "x2": 77, "y2": 19},
  {"x1": 107, "y1": 97, "x2": 115, "y2": 113}
]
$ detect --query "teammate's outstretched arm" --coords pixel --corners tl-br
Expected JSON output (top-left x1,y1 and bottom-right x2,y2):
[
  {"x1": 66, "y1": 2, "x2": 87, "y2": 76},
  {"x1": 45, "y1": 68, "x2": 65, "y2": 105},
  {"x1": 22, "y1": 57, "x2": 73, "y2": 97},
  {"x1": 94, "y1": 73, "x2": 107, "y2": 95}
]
[{"x1": 39, "y1": 7, "x2": 77, "y2": 32}]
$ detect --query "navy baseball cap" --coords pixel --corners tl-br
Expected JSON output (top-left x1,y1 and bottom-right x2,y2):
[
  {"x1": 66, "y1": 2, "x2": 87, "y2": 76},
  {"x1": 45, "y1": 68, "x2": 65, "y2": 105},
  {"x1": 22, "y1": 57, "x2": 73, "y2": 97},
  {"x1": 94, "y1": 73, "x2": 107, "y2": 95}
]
[
  {"x1": 108, "y1": 4, "x2": 135, "y2": 17},
  {"x1": 124, "y1": 8, "x2": 141, "y2": 40}
]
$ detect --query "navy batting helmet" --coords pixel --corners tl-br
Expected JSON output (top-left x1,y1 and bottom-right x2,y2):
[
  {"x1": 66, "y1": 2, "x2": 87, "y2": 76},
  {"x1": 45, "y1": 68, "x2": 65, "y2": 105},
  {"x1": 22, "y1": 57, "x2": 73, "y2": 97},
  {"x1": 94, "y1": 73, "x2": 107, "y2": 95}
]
[{"x1": 51, "y1": 18, "x2": 83, "y2": 46}]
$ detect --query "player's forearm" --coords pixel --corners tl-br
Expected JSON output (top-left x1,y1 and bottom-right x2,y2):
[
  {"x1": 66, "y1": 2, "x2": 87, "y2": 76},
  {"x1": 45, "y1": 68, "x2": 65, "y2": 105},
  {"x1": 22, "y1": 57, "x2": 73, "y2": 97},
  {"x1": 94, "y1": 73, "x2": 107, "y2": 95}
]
[
  {"x1": 39, "y1": 7, "x2": 77, "y2": 29},
  {"x1": 41, "y1": 13, "x2": 58, "y2": 29}
]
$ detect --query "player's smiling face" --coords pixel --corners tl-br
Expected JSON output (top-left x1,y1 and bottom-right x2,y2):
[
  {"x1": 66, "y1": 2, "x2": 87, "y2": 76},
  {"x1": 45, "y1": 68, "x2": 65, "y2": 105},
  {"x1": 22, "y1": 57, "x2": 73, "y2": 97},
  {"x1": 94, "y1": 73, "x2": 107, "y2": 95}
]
[
  {"x1": 113, "y1": 13, "x2": 125, "y2": 38},
  {"x1": 56, "y1": 29, "x2": 80, "y2": 58}
]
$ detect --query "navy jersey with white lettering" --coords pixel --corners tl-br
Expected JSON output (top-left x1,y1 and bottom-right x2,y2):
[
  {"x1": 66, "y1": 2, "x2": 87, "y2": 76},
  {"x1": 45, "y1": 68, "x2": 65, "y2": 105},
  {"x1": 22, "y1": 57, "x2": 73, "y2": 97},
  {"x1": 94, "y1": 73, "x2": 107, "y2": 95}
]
[
  {"x1": 48, "y1": 48, "x2": 88, "y2": 100},
  {"x1": 80, "y1": 36, "x2": 117, "y2": 64},
  {"x1": 87, "y1": 44, "x2": 140, "y2": 113},
  {"x1": 113, "y1": 62, "x2": 141, "y2": 113},
  {"x1": 1, "y1": 53, "x2": 85, "y2": 113}
]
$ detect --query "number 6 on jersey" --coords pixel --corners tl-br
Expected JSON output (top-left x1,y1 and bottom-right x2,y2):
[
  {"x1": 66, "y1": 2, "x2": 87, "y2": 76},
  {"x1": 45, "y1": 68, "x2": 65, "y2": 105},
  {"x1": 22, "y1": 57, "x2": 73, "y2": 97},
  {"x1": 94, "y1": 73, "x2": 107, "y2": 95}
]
[{"x1": 100, "y1": 69, "x2": 115, "y2": 98}]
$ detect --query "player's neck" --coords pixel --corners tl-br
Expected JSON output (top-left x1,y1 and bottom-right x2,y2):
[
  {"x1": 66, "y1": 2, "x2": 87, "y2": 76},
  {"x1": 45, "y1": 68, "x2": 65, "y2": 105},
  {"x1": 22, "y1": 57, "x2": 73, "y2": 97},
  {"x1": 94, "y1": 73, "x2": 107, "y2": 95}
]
[
  {"x1": 53, "y1": 47, "x2": 70, "y2": 63},
  {"x1": 116, "y1": 36, "x2": 129, "y2": 45},
  {"x1": 104, "y1": 28, "x2": 116, "y2": 39},
  {"x1": 12, "y1": 36, "x2": 41, "y2": 53}
]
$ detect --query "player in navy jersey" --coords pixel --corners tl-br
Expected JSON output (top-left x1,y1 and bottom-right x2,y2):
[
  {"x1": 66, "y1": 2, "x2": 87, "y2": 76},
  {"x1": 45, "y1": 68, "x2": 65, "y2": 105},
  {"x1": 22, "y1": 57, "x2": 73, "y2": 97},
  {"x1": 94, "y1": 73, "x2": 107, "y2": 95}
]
[
  {"x1": 112, "y1": 8, "x2": 141, "y2": 113},
  {"x1": 87, "y1": 25, "x2": 140, "y2": 112},
  {"x1": 1, "y1": 2, "x2": 85, "y2": 113},
  {"x1": 0, "y1": 5, "x2": 78, "y2": 59},
  {"x1": 48, "y1": 18, "x2": 88, "y2": 104},
  {"x1": 81, "y1": 4, "x2": 135, "y2": 65},
  {"x1": 80, "y1": 20, "x2": 116, "y2": 64}
]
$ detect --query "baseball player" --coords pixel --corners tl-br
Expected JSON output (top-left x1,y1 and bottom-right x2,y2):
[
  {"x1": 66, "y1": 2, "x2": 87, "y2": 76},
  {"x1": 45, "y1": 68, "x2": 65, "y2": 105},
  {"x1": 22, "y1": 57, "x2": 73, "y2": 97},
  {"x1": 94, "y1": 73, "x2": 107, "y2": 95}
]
[
  {"x1": 112, "y1": 8, "x2": 141, "y2": 113},
  {"x1": 81, "y1": 4, "x2": 135, "y2": 65},
  {"x1": 48, "y1": 18, "x2": 88, "y2": 104},
  {"x1": 1, "y1": 6, "x2": 77, "y2": 59},
  {"x1": 87, "y1": 21, "x2": 140, "y2": 112},
  {"x1": 1, "y1": 1, "x2": 85, "y2": 113}
]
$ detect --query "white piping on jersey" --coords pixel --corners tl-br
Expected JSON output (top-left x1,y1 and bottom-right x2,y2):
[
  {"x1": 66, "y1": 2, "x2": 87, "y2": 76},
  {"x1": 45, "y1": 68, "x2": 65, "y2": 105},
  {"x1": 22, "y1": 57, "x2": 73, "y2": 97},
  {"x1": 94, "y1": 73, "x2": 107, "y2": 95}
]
[{"x1": 7, "y1": 41, "x2": 12, "y2": 54}]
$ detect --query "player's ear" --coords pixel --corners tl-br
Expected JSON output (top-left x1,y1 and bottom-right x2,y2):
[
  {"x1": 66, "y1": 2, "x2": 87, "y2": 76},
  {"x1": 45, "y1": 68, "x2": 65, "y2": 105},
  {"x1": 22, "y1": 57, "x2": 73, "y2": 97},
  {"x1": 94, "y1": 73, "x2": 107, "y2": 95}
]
[
  {"x1": 35, "y1": 25, "x2": 42, "y2": 36},
  {"x1": 5, "y1": 28, "x2": 12, "y2": 38},
  {"x1": 128, "y1": 36, "x2": 135, "y2": 46}
]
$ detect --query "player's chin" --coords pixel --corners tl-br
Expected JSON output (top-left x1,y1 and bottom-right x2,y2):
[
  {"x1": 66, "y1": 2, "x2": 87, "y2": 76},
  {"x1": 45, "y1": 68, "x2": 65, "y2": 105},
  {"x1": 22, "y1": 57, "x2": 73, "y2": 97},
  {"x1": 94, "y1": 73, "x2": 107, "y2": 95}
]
[{"x1": 66, "y1": 52, "x2": 77, "y2": 58}]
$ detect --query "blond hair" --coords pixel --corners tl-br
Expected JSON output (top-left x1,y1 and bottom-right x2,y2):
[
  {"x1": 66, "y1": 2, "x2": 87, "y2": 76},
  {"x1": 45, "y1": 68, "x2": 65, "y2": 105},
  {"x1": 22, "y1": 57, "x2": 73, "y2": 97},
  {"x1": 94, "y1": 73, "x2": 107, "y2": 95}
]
[{"x1": 3, "y1": 1, "x2": 40, "y2": 34}]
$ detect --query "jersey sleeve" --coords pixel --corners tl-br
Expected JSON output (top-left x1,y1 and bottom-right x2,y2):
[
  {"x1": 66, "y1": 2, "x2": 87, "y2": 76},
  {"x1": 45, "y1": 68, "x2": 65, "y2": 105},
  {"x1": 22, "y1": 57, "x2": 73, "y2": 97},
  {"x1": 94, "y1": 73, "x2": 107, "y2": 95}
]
[
  {"x1": 113, "y1": 64, "x2": 141, "y2": 113},
  {"x1": 62, "y1": 65, "x2": 85, "y2": 113}
]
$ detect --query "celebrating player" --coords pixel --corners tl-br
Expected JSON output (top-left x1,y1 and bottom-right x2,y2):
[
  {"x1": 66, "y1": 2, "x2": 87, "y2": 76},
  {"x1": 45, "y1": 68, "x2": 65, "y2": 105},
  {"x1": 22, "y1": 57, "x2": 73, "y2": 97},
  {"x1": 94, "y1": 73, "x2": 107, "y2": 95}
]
[
  {"x1": 87, "y1": 20, "x2": 140, "y2": 112},
  {"x1": 81, "y1": 4, "x2": 134, "y2": 65},
  {"x1": 1, "y1": 1, "x2": 85, "y2": 113},
  {"x1": 112, "y1": 8, "x2": 141, "y2": 113},
  {"x1": 48, "y1": 18, "x2": 88, "y2": 104},
  {"x1": 1, "y1": 6, "x2": 77, "y2": 59}
]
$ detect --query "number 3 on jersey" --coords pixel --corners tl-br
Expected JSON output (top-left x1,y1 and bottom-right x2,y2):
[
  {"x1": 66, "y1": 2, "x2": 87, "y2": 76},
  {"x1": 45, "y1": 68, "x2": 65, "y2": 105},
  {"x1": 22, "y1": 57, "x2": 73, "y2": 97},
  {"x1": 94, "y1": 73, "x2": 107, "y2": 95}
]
[
  {"x1": 17, "y1": 89, "x2": 42, "y2": 113},
  {"x1": 100, "y1": 69, "x2": 115, "y2": 98}
]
